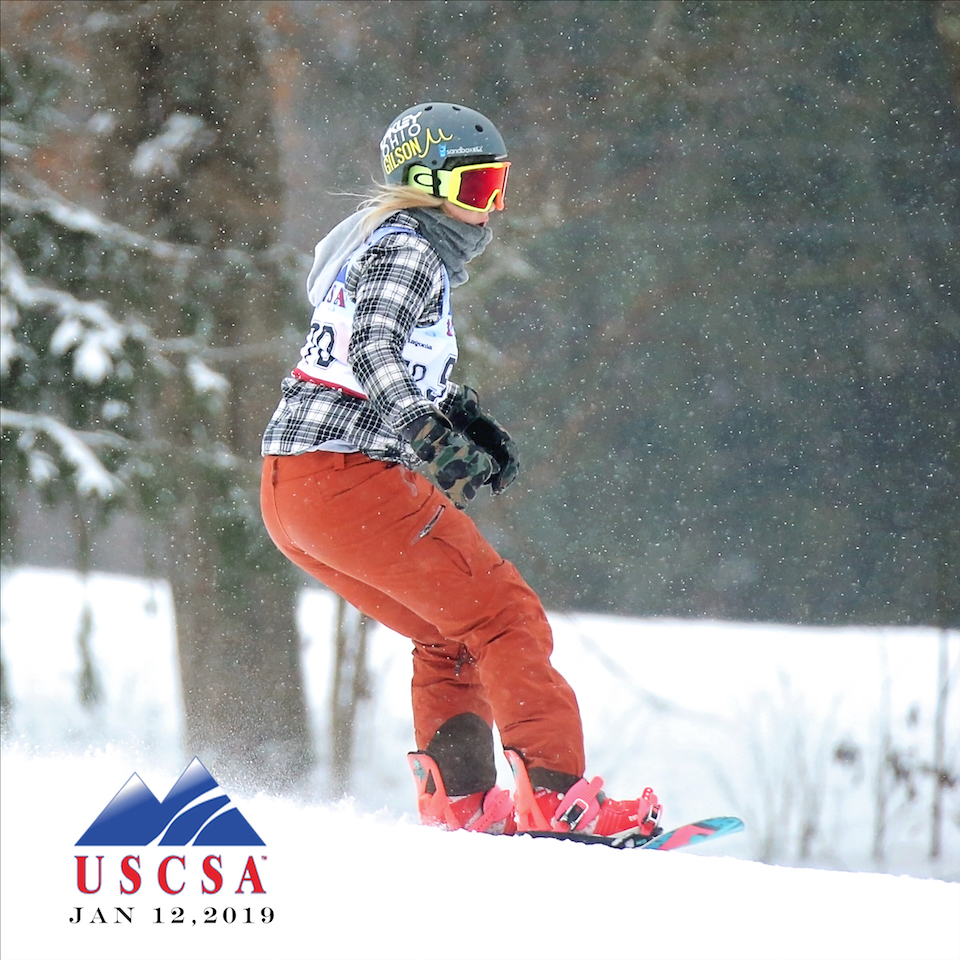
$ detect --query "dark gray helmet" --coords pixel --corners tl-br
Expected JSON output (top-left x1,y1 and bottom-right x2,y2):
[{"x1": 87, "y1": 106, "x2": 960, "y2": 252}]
[{"x1": 380, "y1": 102, "x2": 507, "y2": 185}]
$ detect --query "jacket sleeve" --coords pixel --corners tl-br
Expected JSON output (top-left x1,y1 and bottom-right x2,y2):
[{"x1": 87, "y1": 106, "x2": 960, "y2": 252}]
[
  {"x1": 437, "y1": 382, "x2": 466, "y2": 420},
  {"x1": 346, "y1": 232, "x2": 446, "y2": 434}
]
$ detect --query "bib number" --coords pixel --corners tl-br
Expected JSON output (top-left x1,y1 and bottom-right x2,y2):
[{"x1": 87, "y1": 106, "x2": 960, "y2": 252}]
[
  {"x1": 411, "y1": 354, "x2": 455, "y2": 402},
  {"x1": 304, "y1": 322, "x2": 336, "y2": 368}
]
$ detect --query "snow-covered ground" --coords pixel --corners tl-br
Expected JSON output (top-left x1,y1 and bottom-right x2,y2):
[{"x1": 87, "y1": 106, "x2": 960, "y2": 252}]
[{"x1": 1, "y1": 567, "x2": 958, "y2": 960}]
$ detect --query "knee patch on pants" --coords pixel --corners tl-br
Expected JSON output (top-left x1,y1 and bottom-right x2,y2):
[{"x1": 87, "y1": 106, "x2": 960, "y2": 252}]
[{"x1": 424, "y1": 712, "x2": 497, "y2": 796}]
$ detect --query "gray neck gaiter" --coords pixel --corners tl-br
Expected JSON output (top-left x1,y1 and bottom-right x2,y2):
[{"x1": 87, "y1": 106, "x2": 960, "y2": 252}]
[{"x1": 408, "y1": 207, "x2": 493, "y2": 287}]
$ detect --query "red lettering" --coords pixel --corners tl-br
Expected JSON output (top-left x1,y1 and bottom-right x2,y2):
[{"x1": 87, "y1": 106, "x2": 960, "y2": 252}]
[
  {"x1": 158, "y1": 855, "x2": 185, "y2": 895},
  {"x1": 201, "y1": 855, "x2": 223, "y2": 894},
  {"x1": 75, "y1": 855, "x2": 103, "y2": 894},
  {"x1": 234, "y1": 856, "x2": 266, "y2": 894},
  {"x1": 119, "y1": 855, "x2": 141, "y2": 895},
  {"x1": 322, "y1": 283, "x2": 347, "y2": 308}
]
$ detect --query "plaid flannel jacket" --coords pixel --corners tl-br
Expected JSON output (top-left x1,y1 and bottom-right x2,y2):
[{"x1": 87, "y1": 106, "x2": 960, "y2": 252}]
[{"x1": 261, "y1": 212, "x2": 458, "y2": 466}]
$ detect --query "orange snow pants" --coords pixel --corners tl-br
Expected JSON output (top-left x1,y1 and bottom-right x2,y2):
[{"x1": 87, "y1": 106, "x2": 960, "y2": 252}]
[{"x1": 261, "y1": 451, "x2": 585, "y2": 783}]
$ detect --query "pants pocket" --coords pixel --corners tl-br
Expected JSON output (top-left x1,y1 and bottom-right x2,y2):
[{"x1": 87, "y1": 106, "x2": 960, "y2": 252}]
[
  {"x1": 412, "y1": 505, "x2": 445, "y2": 544},
  {"x1": 415, "y1": 501, "x2": 497, "y2": 579}
]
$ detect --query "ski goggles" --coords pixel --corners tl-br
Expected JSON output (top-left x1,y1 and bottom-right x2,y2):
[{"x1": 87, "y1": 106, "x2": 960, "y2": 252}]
[{"x1": 409, "y1": 161, "x2": 511, "y2": 213}]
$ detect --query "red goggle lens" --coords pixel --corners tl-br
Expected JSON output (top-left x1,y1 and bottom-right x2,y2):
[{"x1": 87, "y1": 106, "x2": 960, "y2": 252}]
[{"x1": 455, "y1": 163, "x2": 510, "y2": 212}]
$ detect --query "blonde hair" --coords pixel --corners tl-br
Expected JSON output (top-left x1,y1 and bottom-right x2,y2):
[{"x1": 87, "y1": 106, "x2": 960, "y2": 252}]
[{"x1": 358, "y1": 183, "x2": 445, "y2": 232}]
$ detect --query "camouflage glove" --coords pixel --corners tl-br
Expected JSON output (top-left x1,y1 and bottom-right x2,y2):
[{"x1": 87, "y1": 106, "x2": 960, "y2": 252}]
[
  {"x1": 446, "y1": 386, "x2": 520, "y2": 495},
  {"x1": 403, "y1": 412, "x2": 495, "y2": 510}
]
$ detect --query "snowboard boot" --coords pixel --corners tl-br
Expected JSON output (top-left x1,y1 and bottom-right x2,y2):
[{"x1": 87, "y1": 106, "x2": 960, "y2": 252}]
[
  {"x1": 408, "y1": 752, "x2": 516, "y2": 835},
  {"x1": 505, "y1": 749, "x2": 662, "y2": 841}
]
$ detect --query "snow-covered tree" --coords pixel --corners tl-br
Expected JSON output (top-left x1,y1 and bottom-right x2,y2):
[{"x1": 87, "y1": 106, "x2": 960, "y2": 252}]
[
  {"x1": 1, "y1": 8, "x2": 313, "y2": 789},
  {"x1": 1, "y1": 48, "x2": 149, "y2": 536}
]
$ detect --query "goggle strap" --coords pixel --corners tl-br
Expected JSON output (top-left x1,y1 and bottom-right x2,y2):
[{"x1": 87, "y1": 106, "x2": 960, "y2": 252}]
[{"x1": 406, "y1": 165, "x2": 444, "y2": 197}]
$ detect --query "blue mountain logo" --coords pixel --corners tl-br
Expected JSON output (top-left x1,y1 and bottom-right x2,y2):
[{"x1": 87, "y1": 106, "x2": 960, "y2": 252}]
[{"x1": 76, "y1": 757, "x2": 265, "y2": 846}]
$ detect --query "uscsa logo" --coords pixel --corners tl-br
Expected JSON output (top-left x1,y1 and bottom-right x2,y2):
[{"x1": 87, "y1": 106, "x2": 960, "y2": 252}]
[{"x1": 71, "y1": 758, "x2": 272, "y2": 926}]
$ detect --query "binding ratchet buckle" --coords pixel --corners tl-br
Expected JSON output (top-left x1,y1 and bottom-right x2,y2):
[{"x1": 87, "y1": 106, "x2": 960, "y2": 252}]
[
  {"x1": 553, "y1": 777, "x2": 604, "y2": 833},
  {"x1": 642, "y1": 786, "x2": 663, "y2": 833}
]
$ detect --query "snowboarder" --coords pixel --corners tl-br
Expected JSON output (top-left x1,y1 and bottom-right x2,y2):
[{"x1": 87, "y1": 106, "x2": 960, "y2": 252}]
[{"x1": 260, "y1": 102, "x2": 661, "y2": 841}]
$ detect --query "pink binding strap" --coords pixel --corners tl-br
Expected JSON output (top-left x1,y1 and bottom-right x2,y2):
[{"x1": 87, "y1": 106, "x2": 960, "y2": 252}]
[
  {"x1": 553, "y1": 776, "x2": 604, "y2": 833},
  {"x1": 505, "y1": 749, "x2": 604, "y2": 833},
  {"x1": 469, "y1": 786, "x2": 514, "y2": 834}
]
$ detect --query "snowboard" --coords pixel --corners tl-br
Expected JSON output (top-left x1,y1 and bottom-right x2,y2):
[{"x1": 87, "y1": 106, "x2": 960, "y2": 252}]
[{"x1": 521, "y1": 815, "x2": 744, "y2": 850}]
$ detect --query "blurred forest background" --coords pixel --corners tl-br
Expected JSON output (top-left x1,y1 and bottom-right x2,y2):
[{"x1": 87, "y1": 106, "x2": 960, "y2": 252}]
[{"x1": 2, "y1": 0, "x2": 959, "y2": 784}]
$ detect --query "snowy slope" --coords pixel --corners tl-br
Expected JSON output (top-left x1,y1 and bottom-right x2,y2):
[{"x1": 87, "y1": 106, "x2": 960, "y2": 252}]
[
  {"x1": 1, "y1": 567, "x2": 958, "y2": 959},
  {"x1": 1, "y1": 747, "x2": 958, "y2": 960}
]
